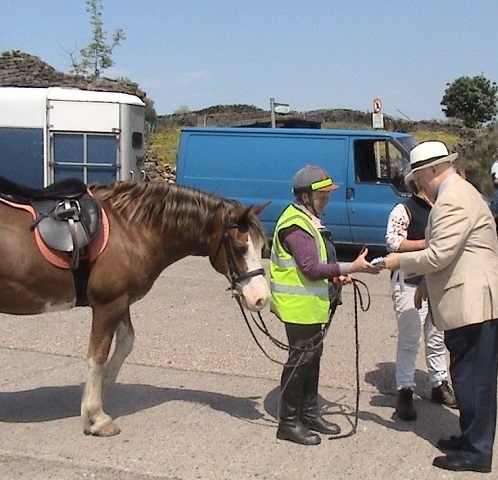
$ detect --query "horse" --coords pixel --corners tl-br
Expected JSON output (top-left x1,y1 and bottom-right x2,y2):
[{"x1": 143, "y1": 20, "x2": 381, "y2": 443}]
[{"x1": 0, "y1": 179, "x2": 270, "y2": 436}]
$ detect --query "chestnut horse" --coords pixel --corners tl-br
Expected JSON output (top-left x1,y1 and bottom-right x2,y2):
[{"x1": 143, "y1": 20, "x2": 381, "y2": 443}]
[{"x1": 0, "y1": 180, "x2": 270, "y2": 436}]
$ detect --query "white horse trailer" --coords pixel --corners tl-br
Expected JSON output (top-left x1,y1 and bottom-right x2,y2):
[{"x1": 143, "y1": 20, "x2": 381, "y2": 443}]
[{"x1": 0, "y1": 86, "x2": 146, "y2": 187}]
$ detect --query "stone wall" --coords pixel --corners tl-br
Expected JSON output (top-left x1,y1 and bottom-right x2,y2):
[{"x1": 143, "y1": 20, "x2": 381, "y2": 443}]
[{"x1": 0, "y1": 50, "x2": 145, "y2": 100}]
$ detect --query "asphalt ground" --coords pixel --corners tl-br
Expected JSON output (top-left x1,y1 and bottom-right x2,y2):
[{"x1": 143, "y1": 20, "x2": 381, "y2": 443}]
[{"x1": 0, "y1": 254, "x2": 496, "y2": 479}]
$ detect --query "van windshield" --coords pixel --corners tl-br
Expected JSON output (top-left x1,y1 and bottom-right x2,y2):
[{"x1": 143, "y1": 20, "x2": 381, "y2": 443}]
[
  {"x1": 394, "y1": 136, "x2": 419, "y2": 192},
  {"x1": 396, "y1": 136, "x2": 419, "y2": 155}
]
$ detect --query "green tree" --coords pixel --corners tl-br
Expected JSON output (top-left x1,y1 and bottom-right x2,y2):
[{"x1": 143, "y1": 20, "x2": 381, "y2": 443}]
[
  {"x1": 70, "y1": 0, "x2": 125, "y2": 77},
  {"x1": 441, "y1": 75, "x2": 498, "y2": 128},
  {"x1": 144, "y1": 97, "x2": 158, "y2": 133},
  {"x1": 174, "y1": 105, "x2": 191, "y2": 114}
]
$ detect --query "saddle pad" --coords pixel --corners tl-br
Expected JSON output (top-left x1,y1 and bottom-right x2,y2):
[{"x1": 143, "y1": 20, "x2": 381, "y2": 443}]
[{"x1": 0, "y1": 194, "x2": 109, "y2": 269}]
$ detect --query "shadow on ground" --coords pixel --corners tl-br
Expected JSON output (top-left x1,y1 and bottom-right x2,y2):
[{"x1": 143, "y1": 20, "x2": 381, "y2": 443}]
[
  {"x1": 363, "y1": 361, "x2": 460, "y2": 448},
  {"x1": 0, "y1": 383, "x2": 264, "y2": 423}
]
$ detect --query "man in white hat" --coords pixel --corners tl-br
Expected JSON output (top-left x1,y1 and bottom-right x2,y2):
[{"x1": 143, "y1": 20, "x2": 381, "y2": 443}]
[{"x1": 384, "y1": 141, "x2": 498, "y2": 473}]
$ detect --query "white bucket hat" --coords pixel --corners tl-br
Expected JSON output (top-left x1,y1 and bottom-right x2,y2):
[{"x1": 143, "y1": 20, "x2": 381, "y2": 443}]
[{"x1": 404, "y1": 141, "x2": 458, "y2": 185}]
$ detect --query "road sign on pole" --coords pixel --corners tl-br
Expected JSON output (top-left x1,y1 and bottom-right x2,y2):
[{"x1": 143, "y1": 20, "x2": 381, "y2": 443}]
[
  {"x1": 373, "y1": 98, "x2": 382, "y2": 113},
  {"x1": 274, "y1": 104, "x2": 290, "y2": 114},
  {"x1": 372, "y1": 113, "x2": 384, "y2": 129},
  {"x1": 270, "y1": 98, "x2": 290, "y2": 127}
]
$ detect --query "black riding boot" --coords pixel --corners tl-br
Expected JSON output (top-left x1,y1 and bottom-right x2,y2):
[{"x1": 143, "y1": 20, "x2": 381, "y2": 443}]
[
  {"x1": 301, "y1": 350, "x2": 341, "y2": 435},
  {"x1": 277, "y1": 323, "x2": 321, "y2": 446},
  {"x1": 277, "y1": 365, "x2": 321, "y2": 445}
]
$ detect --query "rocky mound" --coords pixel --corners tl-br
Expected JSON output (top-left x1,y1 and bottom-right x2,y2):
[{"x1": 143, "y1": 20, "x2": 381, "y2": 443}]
[{"x1": 0, "y1": 50, "x2": 145, "y2": 99}]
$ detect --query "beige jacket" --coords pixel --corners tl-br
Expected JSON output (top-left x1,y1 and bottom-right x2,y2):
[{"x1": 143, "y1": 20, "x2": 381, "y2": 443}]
[{"x1": 399, "y1": 174, "x2": 498, "y2": 331}]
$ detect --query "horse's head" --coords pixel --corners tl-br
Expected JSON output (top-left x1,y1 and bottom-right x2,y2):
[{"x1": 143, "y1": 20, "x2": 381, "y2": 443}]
[{"x1": 209, "y1": 202, "x2": 271, "y2": 311}]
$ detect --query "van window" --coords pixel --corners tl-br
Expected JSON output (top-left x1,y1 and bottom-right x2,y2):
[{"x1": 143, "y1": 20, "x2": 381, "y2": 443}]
[{"x1": 354, "y1": 139, "x2": 410, "y2": 193}]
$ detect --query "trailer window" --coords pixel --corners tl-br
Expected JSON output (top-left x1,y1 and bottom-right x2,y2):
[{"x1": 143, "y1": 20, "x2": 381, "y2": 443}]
[
  {"x1": 88, "y1": 135, "x2": 117, "y2": 164},
  {"x1": 132, "y1": 132, "x2": 143, "y2": 149},
  {"x1": 52, "y1": 133, "x2": 118, "y2": 184}
]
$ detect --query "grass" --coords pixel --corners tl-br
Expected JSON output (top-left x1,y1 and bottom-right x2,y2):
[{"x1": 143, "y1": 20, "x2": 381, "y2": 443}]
[
  {"x1": 411, "y1": 131, "x2": 460, "y2": 148},
  {"x1": 148, "y1": 127, "x2": 181, "y2": 166}
]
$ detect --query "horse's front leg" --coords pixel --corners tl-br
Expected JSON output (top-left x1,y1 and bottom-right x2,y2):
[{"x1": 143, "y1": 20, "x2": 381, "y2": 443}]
[{"x1": 81, "y1": 301, "x2": 129, "y2": 437}]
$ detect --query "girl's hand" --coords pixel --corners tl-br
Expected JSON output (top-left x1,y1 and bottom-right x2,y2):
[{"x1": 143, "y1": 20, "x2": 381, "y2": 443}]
[
  {"x1": 333, "y1": 274, "x2": 353, "y2": 286},
  {"x1": 351, "y1": 247, "x2": 383, "y2": 274}
]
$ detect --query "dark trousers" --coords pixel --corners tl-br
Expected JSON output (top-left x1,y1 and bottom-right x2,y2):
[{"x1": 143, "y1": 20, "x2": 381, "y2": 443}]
[
  {"x1": 279, "y1": 323, "x2": 324, "y2": 420},
  {"x1": 444, "y1": 319, "x2": 498, "y2": 467}
]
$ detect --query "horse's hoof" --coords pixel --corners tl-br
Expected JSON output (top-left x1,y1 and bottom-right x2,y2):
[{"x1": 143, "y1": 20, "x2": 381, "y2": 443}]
[
  {"x1": 95, "y1": 422, "x2": 121, "y2": 437},
  {"x1": 84, "y1": 422, "x2": 121, "y2": 437}
]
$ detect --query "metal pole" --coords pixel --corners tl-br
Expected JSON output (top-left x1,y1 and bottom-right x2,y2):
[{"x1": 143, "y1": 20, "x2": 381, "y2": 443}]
[
  {"x1": 396, "y1": 109, "x2": 412, "y2": 121},
  {"x1": 270, "y1": 97, "x2": 275, "y2": 128}
]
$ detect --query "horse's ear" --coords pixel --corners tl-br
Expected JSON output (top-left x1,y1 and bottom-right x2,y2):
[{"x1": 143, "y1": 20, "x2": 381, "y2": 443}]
[
  {"x1": 233, "y1": 205, "x2": 252, "y2": 226},
  {"x1": 250, "y1": 201, "x2": 271, "y2": 216},
  {"x1": 231, "y1": 201, "x2": 270, "y2": 227}
]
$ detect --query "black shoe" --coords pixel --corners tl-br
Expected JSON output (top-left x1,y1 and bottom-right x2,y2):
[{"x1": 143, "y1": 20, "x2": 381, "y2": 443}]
[
  {"x1": 396, "y1": 388, "x2": 417, "y2": 421},
  {"x1": 431, "y1": 380, "x2": 457, "y2": 408},
  {"x1": 437, "y1": 435, "x2": 462, "y2": 451},
  {"x1": 277, "y1": 422, "x2": 321, "y2": 446},
  {"x1": 302, "y1": 415, "x2": 341, "y2": 435},
  {"x1": 433, "y1": 453, "x2": 491, "y2": 473}
]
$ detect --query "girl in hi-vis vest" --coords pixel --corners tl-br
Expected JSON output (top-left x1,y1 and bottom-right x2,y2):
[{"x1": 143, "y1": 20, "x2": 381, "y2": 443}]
[{"x1": 270, "y1": 165, "x2": 381, "y2": 446}]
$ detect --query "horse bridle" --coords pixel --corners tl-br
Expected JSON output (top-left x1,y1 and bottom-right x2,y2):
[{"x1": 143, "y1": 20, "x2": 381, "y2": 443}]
[{"x1": 222, "y1": 220, "x2": 266, "y2": 290}]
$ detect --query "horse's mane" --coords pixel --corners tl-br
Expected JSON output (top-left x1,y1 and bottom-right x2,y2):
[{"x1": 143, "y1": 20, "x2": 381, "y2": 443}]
[{"x1": 90, "y1": 181, "x2": 267, "y2": 247}]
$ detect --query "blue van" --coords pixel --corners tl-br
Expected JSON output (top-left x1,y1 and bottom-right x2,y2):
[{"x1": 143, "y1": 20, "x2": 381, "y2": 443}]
[{"x1": 176, "y1": 127, "x2": 418, "y2": 248}]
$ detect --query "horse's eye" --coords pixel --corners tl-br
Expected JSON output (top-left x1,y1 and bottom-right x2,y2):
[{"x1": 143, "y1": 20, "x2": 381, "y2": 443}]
[{"x1": 234, "y1": 245, "x2": 248, "y2": 255}]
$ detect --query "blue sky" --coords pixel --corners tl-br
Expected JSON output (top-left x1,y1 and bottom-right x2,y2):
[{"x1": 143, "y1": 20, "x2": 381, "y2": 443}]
[{"x1": 3, "y1": 0, "x2": 498, "y2": 120}]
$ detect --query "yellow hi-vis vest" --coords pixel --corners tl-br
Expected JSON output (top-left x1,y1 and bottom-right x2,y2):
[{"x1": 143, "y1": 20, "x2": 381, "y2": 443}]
[{"x1": 270, "y1": 204, "x2": 330, "y2": 324}]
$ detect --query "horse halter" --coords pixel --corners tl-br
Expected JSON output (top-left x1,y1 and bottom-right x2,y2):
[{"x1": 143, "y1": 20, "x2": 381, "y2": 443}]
[{"x1": 222, "y1": 220, "x2": 266, "y2": 291}]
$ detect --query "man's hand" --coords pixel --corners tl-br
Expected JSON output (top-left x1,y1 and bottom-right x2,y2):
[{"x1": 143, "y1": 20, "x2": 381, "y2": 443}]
[
  {"x1": 414, "y1": 279, "x2": 428, "y2": 309},
  {"x1": 383, "y1": 253, "x2": 401, "y2": 271}
]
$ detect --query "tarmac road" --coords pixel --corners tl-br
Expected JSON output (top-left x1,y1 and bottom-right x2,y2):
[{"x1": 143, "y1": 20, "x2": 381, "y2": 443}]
[{"x1": 0, "y1": 255, "x2": 496, "y2": 479}]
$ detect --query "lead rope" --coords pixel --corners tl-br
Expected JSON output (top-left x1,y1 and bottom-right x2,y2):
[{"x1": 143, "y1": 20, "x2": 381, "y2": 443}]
[
  {"x1": 327, "y1": 278, "x2": 369, "y2": 439},
  {"x1": 232, "y1": 277, "x2": 370, "y2": 437}
]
